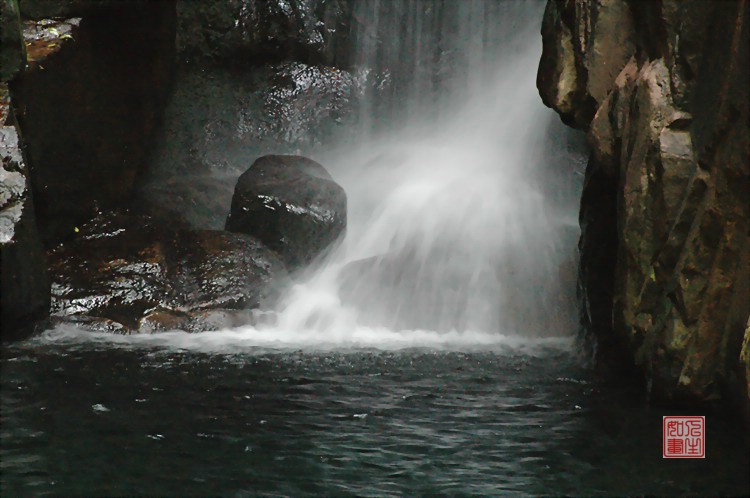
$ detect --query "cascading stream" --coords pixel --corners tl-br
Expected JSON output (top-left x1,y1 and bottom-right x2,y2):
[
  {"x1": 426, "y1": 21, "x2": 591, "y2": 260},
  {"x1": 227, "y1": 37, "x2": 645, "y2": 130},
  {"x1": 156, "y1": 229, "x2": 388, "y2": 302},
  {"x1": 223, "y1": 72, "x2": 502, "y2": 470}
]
[
  {"x1": 40, "y1": 0, "x2": 585, "y2": 351},
  {"x1": 232, "y1": 0, "x2": 582, "y2": 349}
]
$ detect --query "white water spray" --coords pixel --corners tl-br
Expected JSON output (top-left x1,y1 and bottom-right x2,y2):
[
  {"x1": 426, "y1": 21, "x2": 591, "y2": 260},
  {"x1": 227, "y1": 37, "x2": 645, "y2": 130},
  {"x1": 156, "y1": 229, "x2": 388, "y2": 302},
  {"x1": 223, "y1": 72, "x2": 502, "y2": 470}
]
[
  {"x1": 40, "y1": 0, "x2": 584, "y2": 352},
  {"x1": 229, "y1": 0, "x2": 581, "y2": 350}
]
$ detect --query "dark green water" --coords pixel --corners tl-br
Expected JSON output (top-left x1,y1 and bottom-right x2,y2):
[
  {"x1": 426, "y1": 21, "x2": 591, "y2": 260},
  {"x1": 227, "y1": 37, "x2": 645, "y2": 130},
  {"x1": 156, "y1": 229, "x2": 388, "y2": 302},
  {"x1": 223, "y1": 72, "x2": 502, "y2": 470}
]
[{"x1": 2, "y1": 334, "x2": 748, "y2": 496}]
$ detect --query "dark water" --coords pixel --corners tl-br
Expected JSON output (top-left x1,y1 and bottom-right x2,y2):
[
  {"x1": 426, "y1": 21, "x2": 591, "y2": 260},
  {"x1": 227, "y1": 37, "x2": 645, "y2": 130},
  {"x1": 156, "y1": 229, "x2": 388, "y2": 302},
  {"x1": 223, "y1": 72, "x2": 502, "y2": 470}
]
[{"x1": 2, "y1": 340, "x2": 748, "y2": 496}]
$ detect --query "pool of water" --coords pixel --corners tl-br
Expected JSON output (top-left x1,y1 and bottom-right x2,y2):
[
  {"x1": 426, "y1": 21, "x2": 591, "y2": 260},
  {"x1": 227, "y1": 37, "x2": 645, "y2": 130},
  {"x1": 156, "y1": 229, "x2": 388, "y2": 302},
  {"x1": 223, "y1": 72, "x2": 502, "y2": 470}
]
[{"x1": 2, "y1": 333, "x2": 748, "y2": 496}]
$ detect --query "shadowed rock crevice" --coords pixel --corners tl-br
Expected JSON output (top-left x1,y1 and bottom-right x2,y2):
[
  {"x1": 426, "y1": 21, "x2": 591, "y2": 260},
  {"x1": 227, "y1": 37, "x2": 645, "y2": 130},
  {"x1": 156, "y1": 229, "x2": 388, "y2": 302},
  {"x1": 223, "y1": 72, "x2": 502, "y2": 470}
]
[{"x1": 9, "y1": 0, "x2": 176, "y2": 246}]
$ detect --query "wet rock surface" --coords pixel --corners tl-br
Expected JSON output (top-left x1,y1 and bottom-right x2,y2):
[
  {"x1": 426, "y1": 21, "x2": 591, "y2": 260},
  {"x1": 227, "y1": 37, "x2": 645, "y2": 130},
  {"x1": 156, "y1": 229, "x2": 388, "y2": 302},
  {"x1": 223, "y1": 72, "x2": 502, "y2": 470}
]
[
  {"x1": 537, "y1": 0, "x2": 636, "y2": 130},
  {"x1": 226, "y1": 155, "x2": 346, "y2": 272},
  {"x1": 538, "y1": 0, "x2": 750, "y2": 413},
  {"x1": 1, "y1": 85, "x2": 50, "y2": 341},
  {"x1": 175, "y1": 0, "x2": 350, "y2": 67},
  {"x1": 140, "y1": 61, "x2": 361, "y2": 230},
  {"x1": 21, "y1": 17, "x2": 80, "y2": 68},
  {"x1": 48, "y1": 211, "x2": 289, "y2": 333}
]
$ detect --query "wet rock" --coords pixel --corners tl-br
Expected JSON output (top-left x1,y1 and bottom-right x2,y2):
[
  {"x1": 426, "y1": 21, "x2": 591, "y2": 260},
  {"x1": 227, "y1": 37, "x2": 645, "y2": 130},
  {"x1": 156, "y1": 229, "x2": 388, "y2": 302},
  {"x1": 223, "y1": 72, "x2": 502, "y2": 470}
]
[
  {"x1": 539, "y1": 0, "x2": 750, "y2": 413},
  {"x1": 244, "y1": 62, "x2": 358, "y2": 146},
  {"x1": 226, "y1": 155, "x2": 346, "y2": 271},
  {"x1": 537, "y1": 0, "x2": 636, "y2": 129},
  {"x1": 48, "y1": 211, "x2": 289, "y2": 333},
  {"x1": 742, "y1": 318, "x2": 750, "y2": 421},
  {"x1": 175, "y1": 0, "x2": 350, "y2": 67},
  {"x1": 9, "y1": 0, "x2": 176, "y2": 245},
  {"x1": 1, "y1": 86, "x2": 50, "y2": 341},
  {"x1": 1, "y1": 0, "x2": 26, "y2": 82},
  {"x1": 21, "y1": 17, "x2": 80, "y2": 69}
]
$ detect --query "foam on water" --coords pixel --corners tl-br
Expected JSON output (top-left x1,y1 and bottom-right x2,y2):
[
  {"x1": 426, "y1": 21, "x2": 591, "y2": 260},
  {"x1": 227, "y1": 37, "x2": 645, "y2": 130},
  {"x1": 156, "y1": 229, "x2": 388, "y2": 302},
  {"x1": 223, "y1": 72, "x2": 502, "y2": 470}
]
[{"x1": 35, "y1": 324, "x2": 575, "y2": 356}]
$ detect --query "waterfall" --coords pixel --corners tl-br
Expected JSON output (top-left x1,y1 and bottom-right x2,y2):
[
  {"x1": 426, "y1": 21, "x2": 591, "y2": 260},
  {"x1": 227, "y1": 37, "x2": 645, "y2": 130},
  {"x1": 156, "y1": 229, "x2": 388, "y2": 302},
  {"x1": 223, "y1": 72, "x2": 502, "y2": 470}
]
[
  {"x1": 44, "y1": 0, "x2": 586, "y2": 351},
  {"x1": 239, "y1": 0, "x2": 583, "y2": 349}
]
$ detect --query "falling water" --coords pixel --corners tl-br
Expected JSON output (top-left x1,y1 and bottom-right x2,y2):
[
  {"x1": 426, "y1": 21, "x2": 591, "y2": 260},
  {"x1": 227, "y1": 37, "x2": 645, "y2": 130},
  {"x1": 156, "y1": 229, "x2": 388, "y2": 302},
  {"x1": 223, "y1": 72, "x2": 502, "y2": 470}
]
[
  {"x1": 242, "y1": 0, "x2": 581, "y2": 351},
  {"x1": 41, "y1": 0, "x2": 585, "y2": 351}
]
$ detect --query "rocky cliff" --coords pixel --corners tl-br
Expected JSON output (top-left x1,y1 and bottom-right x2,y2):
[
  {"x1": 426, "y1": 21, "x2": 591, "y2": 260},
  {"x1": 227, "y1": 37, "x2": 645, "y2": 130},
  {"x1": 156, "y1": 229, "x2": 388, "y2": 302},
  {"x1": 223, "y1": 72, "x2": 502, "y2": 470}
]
[
  {"x1": 10, "y1": 0, "x2": 176, "y2": 245},
  {"x1": 538, "y1": 0, "x2": 749, "y2": 415},
  {"x1": 1, "y1": 0, "x2": 177, "y2": 339},
  {"x1": 1, "y1": 0, "x2": 49, "y2": 340}
]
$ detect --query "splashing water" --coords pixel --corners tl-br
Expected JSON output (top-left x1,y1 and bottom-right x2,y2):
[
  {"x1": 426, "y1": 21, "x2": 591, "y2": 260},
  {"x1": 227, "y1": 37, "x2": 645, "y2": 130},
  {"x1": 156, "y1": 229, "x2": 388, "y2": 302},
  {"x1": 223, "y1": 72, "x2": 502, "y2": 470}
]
[
  {"x1": 238, "y1": 0, "x2": 581, "y2": 349},
  {"x1": 40, "y1": 0, "x2": 584, "y2": 352}
]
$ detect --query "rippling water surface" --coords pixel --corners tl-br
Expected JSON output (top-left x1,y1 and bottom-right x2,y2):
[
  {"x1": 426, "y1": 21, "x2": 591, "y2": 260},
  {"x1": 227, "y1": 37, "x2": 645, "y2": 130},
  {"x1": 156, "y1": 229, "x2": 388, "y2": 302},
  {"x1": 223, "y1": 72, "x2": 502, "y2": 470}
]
[{"x1": 2, "y1": 335, "x2": 748, "y2": 496}]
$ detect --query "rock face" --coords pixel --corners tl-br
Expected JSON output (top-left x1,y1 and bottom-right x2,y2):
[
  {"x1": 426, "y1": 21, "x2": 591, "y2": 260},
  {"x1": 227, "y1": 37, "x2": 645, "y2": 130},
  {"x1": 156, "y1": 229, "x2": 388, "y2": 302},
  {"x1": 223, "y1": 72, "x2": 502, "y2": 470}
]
[
  {"x1": 175, "y1": 0, "x2": 350, "y2": 67},
  {"x1": 226, "y1": 155, "x2": 347, "y2": 271},
  {"x1": 538, "y1": 0, "x2": 749, "y2": 413},
  {"x1": 537, "y1": 0, "x2": 636, "y2": 129},
  {"x1": 1, "y1": 88, "x2": 50, "y2": 341},
  {"x1": 9, "y1": 0, "x2": 176, "y2": 245},
  {"x1": 1, "y1": 2, "x2": 49, "y2": 341},
  {"x1": 1, "y1": 0, "x2": 25, "y2": 82},
  {"x1": 48, "y1": 211, "x2": 289, "y2": 333}
]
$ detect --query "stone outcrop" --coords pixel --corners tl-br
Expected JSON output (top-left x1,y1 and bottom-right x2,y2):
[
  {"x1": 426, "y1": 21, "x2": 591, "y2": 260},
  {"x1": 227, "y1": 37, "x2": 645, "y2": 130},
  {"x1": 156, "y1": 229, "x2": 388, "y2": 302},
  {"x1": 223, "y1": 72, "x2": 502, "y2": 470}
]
[
  {"x1": 48, "y1": 211, "x2": 289, "y2": 333},
  {"x1": 538, "y1": 0, "x2": 749, "y2": 414},
  {"x1": 1, "y1": 89, "x2": 50, "y2": 341},
  {"x1": 226, "y1": 155, "x2": 347, "y2": 272},
  {"x1": 537, "y1": 0, "x2": 636, "y2": 129},
  {"x1": 2, "y1": 0, "x2": 179, "y2": 339},
  {"x1": 1, "y1": 1, "x2": 50, "y2": 341},
  {"x1": 175, "y1": 0, "x2": 350, "y2": 67},
  {"x1": 9, "y1": 0, "x2": 176, "y2": 245}
]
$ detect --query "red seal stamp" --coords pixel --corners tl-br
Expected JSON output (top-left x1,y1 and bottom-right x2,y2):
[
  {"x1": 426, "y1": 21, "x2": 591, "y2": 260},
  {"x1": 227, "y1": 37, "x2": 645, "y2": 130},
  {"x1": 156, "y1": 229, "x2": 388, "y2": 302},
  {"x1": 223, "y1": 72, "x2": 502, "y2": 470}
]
[{"x1": 663, "y1": 416, "x2": 705, "y2": 458}]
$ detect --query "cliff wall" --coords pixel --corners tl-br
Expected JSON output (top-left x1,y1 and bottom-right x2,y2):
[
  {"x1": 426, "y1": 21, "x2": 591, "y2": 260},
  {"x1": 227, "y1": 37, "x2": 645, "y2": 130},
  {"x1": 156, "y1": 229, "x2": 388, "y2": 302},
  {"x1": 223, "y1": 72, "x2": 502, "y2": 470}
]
[{"x1": 538, "y1": 0, "x2": 749, "y2": 415}]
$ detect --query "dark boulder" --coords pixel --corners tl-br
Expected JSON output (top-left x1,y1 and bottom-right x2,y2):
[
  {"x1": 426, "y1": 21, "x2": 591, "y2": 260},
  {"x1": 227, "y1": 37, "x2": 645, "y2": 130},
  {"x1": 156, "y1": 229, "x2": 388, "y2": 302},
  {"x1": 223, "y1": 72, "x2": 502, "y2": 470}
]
[
  {"x1": 48, "y1": 211, "x2": 289, "y2": 333},
  {"x1": 140, "y1": 61, "x2": 361, "y2": 230},
  {"x1": 226, "y1": 155, "x2": 347, "y2": 271}
]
